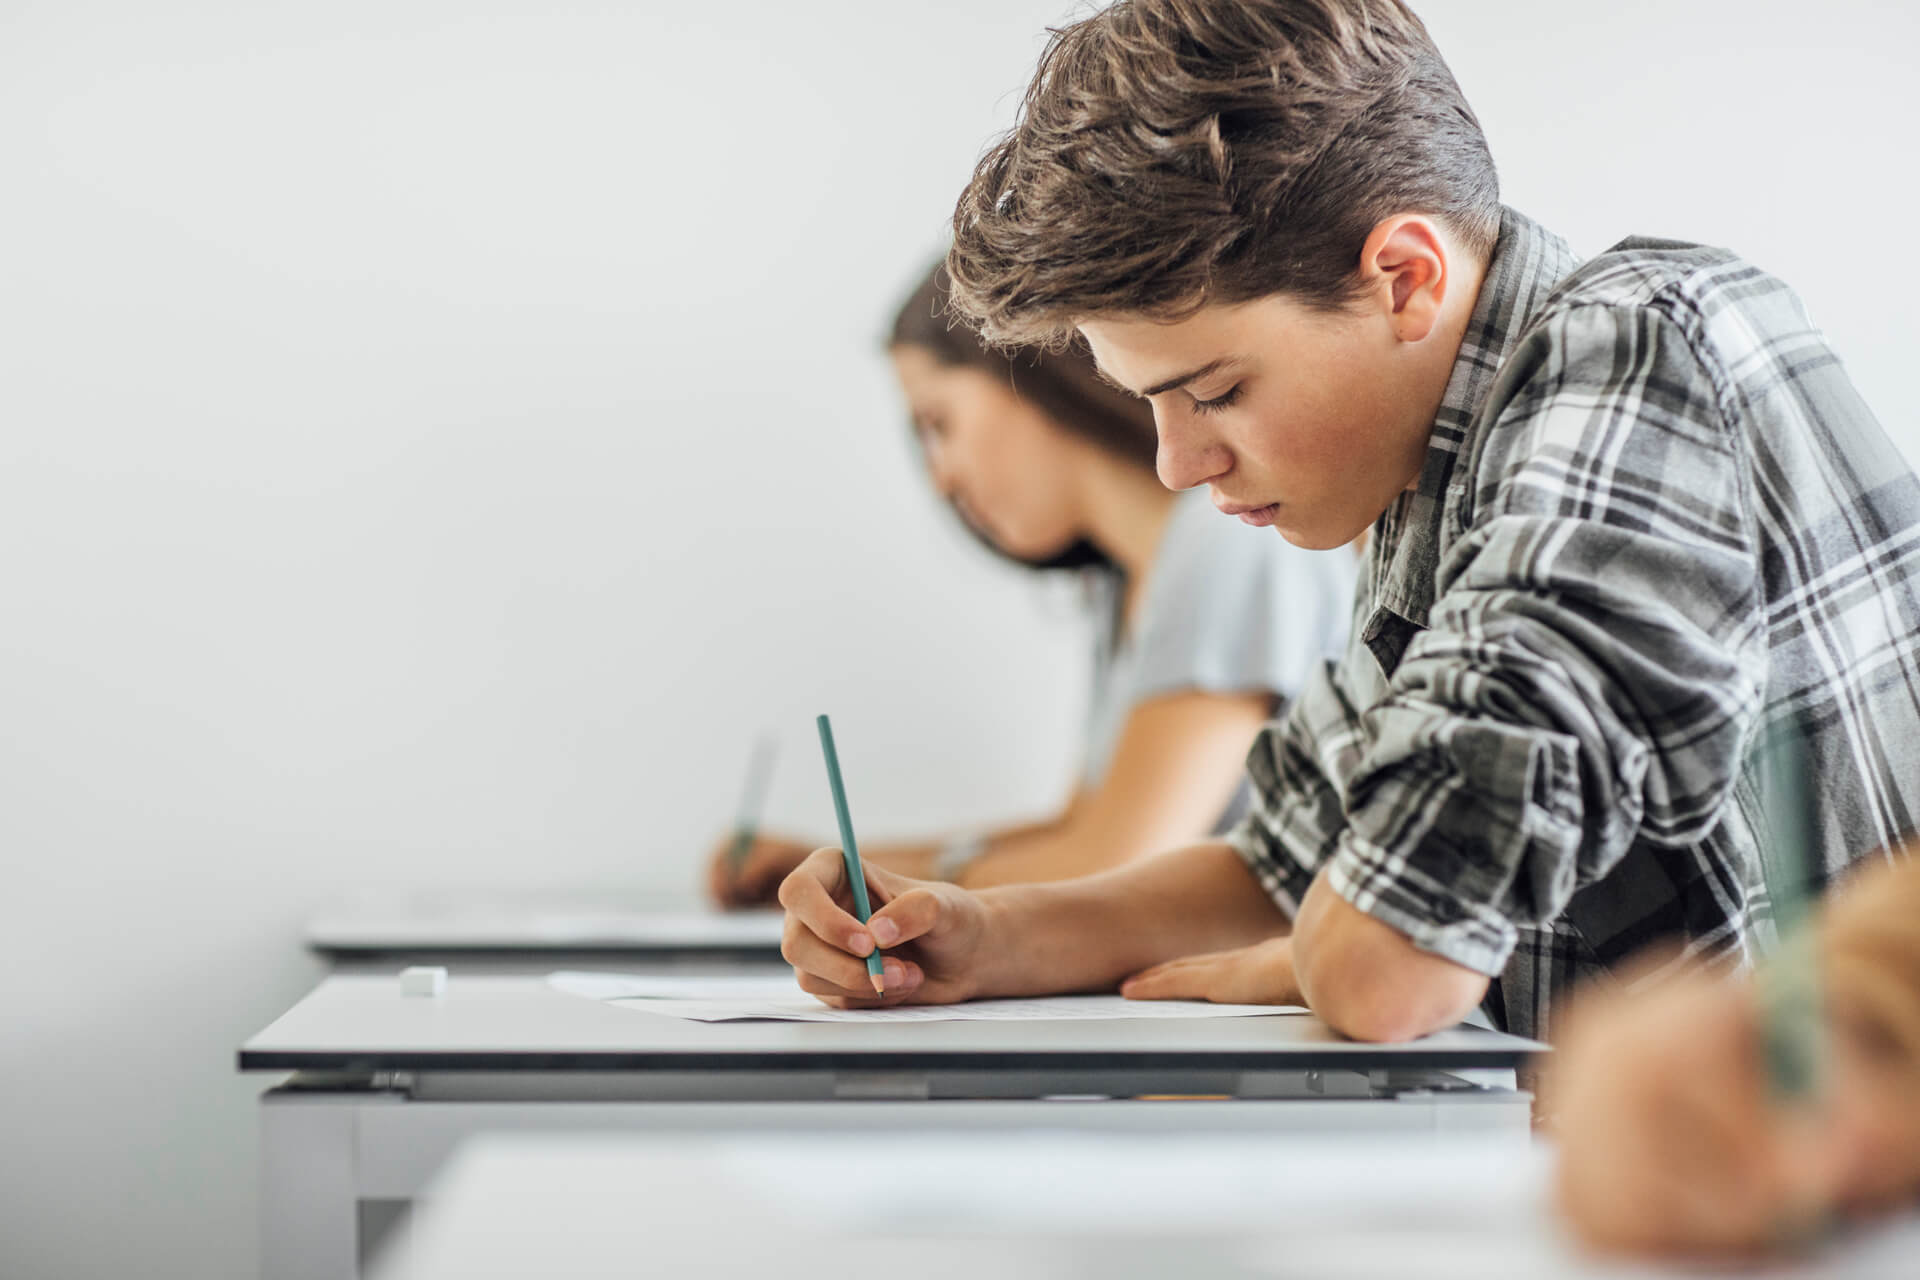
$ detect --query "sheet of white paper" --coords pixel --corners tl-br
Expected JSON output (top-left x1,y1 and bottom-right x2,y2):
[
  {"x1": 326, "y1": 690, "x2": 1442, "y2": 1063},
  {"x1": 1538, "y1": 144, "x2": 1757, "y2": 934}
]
[
  {"x1": 550, "y1": 971, "x2": 1307, "y2": 1022},
  {"x1": 618, "y1": 996, "x2": 1309, "y2": 1023}
]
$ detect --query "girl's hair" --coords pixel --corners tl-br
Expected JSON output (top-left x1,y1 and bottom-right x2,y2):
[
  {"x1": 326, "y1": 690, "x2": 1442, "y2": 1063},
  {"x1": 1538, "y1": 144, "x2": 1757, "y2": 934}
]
[{"x1": 888, "y1": 259, "x2": 1159, "y2": 571}]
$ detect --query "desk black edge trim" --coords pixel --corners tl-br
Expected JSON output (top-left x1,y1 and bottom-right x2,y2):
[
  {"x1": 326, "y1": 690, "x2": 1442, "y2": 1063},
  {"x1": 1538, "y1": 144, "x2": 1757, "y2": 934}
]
[{"x1": 236, "y1": 1046, "x2": 1539, "y2": 1073}]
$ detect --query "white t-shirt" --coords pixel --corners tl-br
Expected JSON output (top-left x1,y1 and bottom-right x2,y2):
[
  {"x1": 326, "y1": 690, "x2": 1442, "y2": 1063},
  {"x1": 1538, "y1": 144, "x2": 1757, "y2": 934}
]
[{"x1": 1082, "y1": 487, "x2": 1356, "y2": 824}]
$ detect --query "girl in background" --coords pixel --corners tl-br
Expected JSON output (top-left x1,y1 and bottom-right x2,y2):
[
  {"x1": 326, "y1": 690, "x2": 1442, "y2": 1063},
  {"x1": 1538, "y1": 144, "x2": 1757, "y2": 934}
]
[{"x1": 710, "y1": 262, "x2": 1354, "y2": 902}]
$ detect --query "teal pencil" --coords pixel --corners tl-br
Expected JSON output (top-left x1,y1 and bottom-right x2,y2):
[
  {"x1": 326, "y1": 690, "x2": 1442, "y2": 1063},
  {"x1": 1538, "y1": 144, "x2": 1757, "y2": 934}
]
[
  {"x1": 1754, "y1": 726, "x2": 1823, "y2": 1102},
  {"x1": 724, "y1": 736, "x2": 778, "y2": 877},
  {"x1": 1753, "y1": 725, "x2": 1831, "y2": 1250},
  {"x1": 815, "y1": 714, "x2": 885, "y2": 994}
]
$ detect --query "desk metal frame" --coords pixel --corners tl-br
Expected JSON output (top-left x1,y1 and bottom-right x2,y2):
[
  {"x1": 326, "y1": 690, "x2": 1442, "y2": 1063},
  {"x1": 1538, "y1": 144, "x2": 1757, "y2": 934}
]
[{"x1": 247, "y1": 976, "x2": 1538, "y2": 1280}]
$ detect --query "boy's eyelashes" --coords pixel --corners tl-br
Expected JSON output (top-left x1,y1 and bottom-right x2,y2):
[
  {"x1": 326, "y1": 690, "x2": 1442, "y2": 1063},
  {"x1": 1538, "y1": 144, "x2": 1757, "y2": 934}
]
[{"x1": 1190, "y1": 384, "x2": 1243, "y2": 415}]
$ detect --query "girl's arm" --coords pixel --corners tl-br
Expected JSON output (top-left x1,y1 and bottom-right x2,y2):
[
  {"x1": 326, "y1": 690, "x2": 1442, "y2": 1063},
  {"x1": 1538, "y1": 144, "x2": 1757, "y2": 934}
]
[
  {"x1": 708, "y1": 689, "x2": 1271, "y2": 905},
  {"x1": 956, "y1": 688, "x2": 1271, "y2": 888}
]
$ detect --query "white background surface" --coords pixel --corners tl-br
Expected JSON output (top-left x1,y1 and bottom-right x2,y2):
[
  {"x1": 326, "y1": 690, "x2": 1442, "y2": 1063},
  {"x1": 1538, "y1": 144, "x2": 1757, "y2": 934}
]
[{"x1": 2, "y1": 2, "x2": 1914, "y2": 1275}]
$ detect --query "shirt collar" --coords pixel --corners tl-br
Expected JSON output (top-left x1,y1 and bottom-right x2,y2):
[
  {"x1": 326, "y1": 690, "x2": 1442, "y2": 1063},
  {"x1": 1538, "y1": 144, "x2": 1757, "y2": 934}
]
[{"x1": 1366, "y1": 207, "x2": 1580, "y2": 639}]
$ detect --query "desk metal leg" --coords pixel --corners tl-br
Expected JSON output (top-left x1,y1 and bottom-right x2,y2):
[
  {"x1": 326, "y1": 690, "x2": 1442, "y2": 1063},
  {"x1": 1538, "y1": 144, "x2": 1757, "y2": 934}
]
[{"x1": 260, "y1": 1093, "x2": 359, "y2": 1280}]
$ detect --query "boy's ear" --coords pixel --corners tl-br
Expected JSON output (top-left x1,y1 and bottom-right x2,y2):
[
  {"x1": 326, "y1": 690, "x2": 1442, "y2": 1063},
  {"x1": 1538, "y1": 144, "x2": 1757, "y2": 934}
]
[{"x1": 1359, "y1": 214, "x2": 1451, "y2": 344}]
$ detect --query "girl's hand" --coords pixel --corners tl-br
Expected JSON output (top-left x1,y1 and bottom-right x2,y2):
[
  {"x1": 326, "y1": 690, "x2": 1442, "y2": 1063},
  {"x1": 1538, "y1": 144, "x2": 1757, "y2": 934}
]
[{"x1": 706, "y1": 832, "x2": 816, "y2": 908}]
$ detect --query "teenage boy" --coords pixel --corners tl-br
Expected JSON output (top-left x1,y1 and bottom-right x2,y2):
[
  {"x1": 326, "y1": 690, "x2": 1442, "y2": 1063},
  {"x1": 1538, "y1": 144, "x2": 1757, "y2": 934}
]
[{"x1": 780, "y1": 0, "x2": 1920, "y2": 1042}]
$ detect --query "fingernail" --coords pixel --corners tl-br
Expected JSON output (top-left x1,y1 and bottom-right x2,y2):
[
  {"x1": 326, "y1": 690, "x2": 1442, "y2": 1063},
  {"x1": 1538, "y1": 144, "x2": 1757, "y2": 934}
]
[
  {"x1": 871, "y1": 918, "x2": 900, "y2": 946},
  {"x1": 883, "y1": 959, "x2": 905, "y2": 987},
  {"x1": 848, "y1": 931, "x2": 873, "y2": 956}
]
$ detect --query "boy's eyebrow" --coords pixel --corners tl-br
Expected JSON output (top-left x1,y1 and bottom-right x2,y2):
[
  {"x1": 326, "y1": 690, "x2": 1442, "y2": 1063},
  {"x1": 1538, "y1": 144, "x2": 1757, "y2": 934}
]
[
  {"x1": 1090, "y1": 362, "x2": 1142, "y2": 397},
  {"x1": 1094, "y1": 357, "x2": 1235, "y2": 399}
]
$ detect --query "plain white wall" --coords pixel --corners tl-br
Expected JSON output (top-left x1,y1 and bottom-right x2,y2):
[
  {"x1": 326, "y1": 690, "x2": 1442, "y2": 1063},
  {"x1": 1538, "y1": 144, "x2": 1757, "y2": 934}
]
[{"x1": 1, "y1": 2, "x2": 1913, "y2": 1276}]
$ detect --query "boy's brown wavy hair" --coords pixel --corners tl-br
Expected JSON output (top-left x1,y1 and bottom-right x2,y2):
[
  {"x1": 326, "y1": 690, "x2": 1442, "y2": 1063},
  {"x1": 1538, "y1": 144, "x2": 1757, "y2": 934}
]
[{"x1": 947, "y1": 0, "x2": 1501, "y2": 348}]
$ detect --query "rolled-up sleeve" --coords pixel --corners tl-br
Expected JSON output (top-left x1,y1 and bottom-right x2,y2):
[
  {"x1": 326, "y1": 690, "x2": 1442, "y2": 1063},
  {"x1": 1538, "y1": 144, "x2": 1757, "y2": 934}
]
[
  {"x1": 1227, "y1": 654, "x2": 1362, "y2": 919},
  {"x1": 1252, "y1": 302, "x2": 1768, "y2": 976}
]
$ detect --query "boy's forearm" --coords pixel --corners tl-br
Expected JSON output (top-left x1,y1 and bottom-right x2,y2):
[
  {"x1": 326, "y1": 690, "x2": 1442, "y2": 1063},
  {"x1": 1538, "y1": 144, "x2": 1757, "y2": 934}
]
[
  {"x1": 955, "y1": 822, "x2": 1116, "y2": 889},
  {"x1": 968, "y1": 841, "x2": 1291, "y2": 998}
]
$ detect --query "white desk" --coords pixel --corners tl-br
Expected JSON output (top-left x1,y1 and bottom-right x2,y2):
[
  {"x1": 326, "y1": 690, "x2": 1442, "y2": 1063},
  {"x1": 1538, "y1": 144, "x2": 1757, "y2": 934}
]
[
  {"x1": 374, "y1": 1131, "x2": 1920, "y2": 1280},
  {"x1": 242, "y1": 973, "x2": 1542, "y2": 1280}
]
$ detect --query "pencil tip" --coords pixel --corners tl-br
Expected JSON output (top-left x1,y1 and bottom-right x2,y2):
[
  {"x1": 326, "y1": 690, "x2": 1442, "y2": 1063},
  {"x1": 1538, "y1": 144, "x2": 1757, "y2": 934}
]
[{"x1": 871, "y1": 976, "x2": 886, "y2": 994}]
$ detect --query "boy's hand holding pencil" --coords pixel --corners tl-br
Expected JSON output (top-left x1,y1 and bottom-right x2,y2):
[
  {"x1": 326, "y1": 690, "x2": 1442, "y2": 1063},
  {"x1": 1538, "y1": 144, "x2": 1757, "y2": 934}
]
[{"x1": 777, "y1": 846, "x2": 990, "y2": 1007}]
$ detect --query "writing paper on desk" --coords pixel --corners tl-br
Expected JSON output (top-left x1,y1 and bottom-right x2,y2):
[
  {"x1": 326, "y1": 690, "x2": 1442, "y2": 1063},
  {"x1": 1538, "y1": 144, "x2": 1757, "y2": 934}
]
[
  {"x1": 550, "y1": 971, "x2": 1307, "y2": 1023},
  {"x1": 639, "y1": 996, "x2": 1309, "y2": 1024}
]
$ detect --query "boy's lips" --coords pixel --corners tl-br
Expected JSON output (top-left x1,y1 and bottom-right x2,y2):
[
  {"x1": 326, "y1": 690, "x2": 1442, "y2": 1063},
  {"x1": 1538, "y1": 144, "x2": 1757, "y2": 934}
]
[
  {"x1": 1214, "y1": 498, "x2": 1281, "y2": 527},
  {"x1": 1234, "y1": 504, "x2": 1280, "y2": 528}
]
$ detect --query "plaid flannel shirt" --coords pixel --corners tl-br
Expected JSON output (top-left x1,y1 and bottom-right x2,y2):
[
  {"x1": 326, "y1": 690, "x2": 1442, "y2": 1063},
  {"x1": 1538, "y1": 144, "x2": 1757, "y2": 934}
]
[{"x1": 1228, "y1": 208, "x2": 1920, "y2": 1041}]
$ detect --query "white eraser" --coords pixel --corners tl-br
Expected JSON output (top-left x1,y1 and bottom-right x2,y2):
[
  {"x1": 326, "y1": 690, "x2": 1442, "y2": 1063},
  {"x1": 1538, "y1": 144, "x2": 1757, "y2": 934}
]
[{"x1": 400, "y1": 966, "x2": 447, "y2": 997}]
